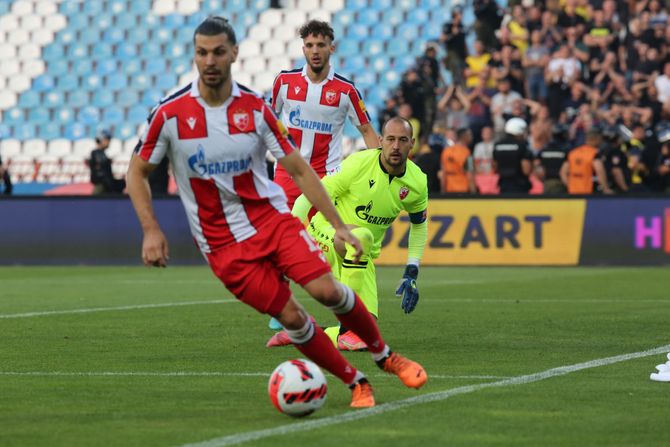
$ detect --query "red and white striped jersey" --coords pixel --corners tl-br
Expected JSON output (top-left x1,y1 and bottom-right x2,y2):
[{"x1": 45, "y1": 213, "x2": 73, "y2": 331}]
[
  {"x1": 271, "y1": 65, "x2": 370, "y2": 177},
  {"x1": 137, "y1": 79, "x2": 295, "y2": 253}
]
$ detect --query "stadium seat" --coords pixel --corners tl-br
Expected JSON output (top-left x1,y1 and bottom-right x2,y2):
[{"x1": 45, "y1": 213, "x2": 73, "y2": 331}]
[
  {"x1": 144, "y1": 42, "x2": 163, "y2": 59},
  {"x1": 103, "y1": 28, "x2": 125, "y2": 45},
  {"x1": 8, "y1": 74, "x2": 31, "y2": 92},
  {"x1": 128, "y1": 105, "x2": 148, "y2": 124},
  {"x1": 67, "y1": 43, "x2": 88, "y2": 59},
  {"x1": 82, "y1": 74, "x2": 102, "y2": 91},
  {"x1": 176, "y1": 0, "x2": 199, "y2": 15},
  {"x1": 115, "y1": 42, "x2": 137, "y2": 59},
  {"x1": 423, "y1": 21, "x2": 443, "y2": 40},
  {"x1": 106, "y1": 74, "x2": 128, "y2": 91},
  {"x1": 67, "y1": 91, "x2": 89, "y2": 109},
  {"x1": 47, "y1": 139, "x2": 72, "y2": 158},
  {"x1": 13, "y1": 123, "x2": 37, "y2": 140},
  {"x1": 22, "y1": 60, "x2": 46, "y2": 78},
  {"x1": 394, "y1": 55, "x2": 417, "y2": 72},
  {"x1": 357, "y1": 10, "x2": 380, "y2": 26},
  {"x1": 370, "y1": 57, "x2": 390, "y2": 73},
  {"x1": 0, "y1": 43, "x2": 17, "y2": 60},
  {"x1": 44, "y1": 14, "x2": 66, "y2": 32},
  {"x1": 82, "y1": 1, "x2": 104, "y2": 15},
  {"x1": 346, "y1": 0, "x2": 368, "y2": 10},
  {"x1": 263, "y1": 40, "x2": 285, "y2": 58},
  {"x1": 380, "y1": 69, "x2": 402, "y2": 88},
  {"x1": 92, "y1": 90, "x2": 114, "y2": 108},
  {"x1": 121, "y1": 59, "x2": 142, "y2": 76},
  {"x1": 166, "y1": 42, "x2": 186, "y2": 59},
  {"x1": 130, "y1": 0, "x2": 151, "y2": 14},
  {"x1": 243, "y1": 57, "x2": 266, "y2": 75},
  {"x1": 0, "y1": 90, "x2": 16, "y2": 109},
  {"x1": 362, "y1": 39, "x2": 384, "y2": 57},
  {"x1": 29, "y1": 108, "x2": 51, "y2": 126},
  {"x1": 156, "y1": 72, "x2": 177, "y2": 91},
  {"x1": 23, "y1": 139, "x2": 47, "y2": 158},
  {"x1": 144, "y1": 59, "x2": 165, "y2": 75},
  {"x1": 0, "y1": 123, "x2": 9, "y2": 139},
  {"x1": 42, "y1": 43, "x2": 65, "y2": 61},
  {"x1": 333, "y1": 10, "x2": 355, "y2": 28},
  {"x1": 381, "y1": 9, "x2": 404, "y2": 26},
  {"x1": 20, "y1": 14, "x2": 43, "y2": 32},
  {"x1": 113, "y1": 11, "x2": 137, "y2": 30},
  {"x1": 407, "y1": 9, "x2": 429, "y2": 24},
  {"x1": 116, "y1": 90, "x2": 139, "y2": 108},
  {"x1": 239, "y1": 40, "x2": 261, "y2": 58},
  {"x1": 127, "y1": 28, "x2": 149, "y2": 45},
  {"x1": 67, "y1": 13, "x2": 89, "y2": 30},
  {"x1": 72, "y1": 59, "x2": 91, "y2": 76},
  {"x1": 387, "y1": 38, "x2": 410, "y2": 57},
  {"x1": 336, "y1": 39, "x2": 359, "y2": 58},
  {"x1": 38, "y1": 123, "x2": 63, "y2": 141},
  {"x1": 237, "y1": 11, "x2": 259, "y2": 29},
  {"x1": 4, "y1": 108, "x2": 25, "y2": 126},
  {"x1": 32, "y1": 74, "x2": 55, "y2": 93},
  {"x1": 58, "y1": 0, "x2": 81, "y2": 16},
  {"x1": 73, "y1": 139, "x2": 96, "y2": 157},
  {"x1": 0, "y1": 61, "x2": 19, "y2": 78},
  {"x1": 130, "y1": 74, "x2": 151, "y2": 91},
  {"x1": 0, "y1": 139, "x2": 22, "y2": 159},
  {"x1": 260, "y1": 9, "x2": 283, "y2": 27},
  {"x1": 9, "y1": 29, "x2": 29, "y2": 46},
  {"x1": 54, "y1": 107, "x2": 76, "y2": 124},
  {"x1": 96, "y1": 59, "x2": 118, "y2": 76},
  {"x1": 163, "y1": 13, "x2": 185, "y2": 28},
  {"x1": 347, "y1": 24, "x2": 369, "y2": 41},
  {"x1": 31, "y1": 29, "x2": 54, "y2": 46},
  {"x1": 397, "y1": 23, "x2": 419, "y2": 41},
  {"x1": 19, "y1": 89, "x2": 40, "y2": 109},
  {"x1": 343, "y1": 56, "x2": 366, "y2": 73},
  {"x1": 153, "y1": 28, "x2": 173, "y2": 44},
  {"x1": 92, "y1": 42, "x2": 114, "y2": 61},
  {"x1": 64, "y1": 123, "x2": 88, "y2": 140},
  {"x1": 117, "y1": 122, "x2": 139, "y2": 140},
  {"x1": 78, "y1": 106, "x2": 101, "y2": 126},
  {"x1": 103, "y1": 106, "x2": 125, "y2": 125},
  {"x1": 172, "y1": 60, "x2": 193, "y2": 76},
  {"x1": 142, "y1": 89, "x2": 163, "y2": 108}
]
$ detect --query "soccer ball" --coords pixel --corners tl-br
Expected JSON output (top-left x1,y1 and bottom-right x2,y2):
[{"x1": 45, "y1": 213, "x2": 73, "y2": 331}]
[{"x1": 268, "y1": 359, "x2": 328, "y2": 417}]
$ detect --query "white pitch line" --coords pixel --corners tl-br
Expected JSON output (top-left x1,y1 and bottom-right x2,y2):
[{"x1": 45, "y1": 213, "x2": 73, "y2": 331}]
[
  {"x1": 0, "y1": 371, "x2": 509, "y2": 380},
  {"x1": 0, "y1": 299, "x2": 236, "y2": 319},
  {"x1": 178, "y1": 344, "x2": 670, "y2": 447}
]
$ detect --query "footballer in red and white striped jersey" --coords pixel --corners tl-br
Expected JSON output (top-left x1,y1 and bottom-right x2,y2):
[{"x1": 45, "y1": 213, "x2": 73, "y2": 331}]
[{"x1": 137, "y1": 79, "x2": 294, "y2": 253}]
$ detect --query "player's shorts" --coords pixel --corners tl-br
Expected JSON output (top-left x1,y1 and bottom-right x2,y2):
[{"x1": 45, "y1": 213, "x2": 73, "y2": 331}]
[
  {"x1": 307, "y1": 221, "x2": 379, "y2": 317},
  {"x1": 206, "y1": 213, "x2": 331, "y2": 316}
]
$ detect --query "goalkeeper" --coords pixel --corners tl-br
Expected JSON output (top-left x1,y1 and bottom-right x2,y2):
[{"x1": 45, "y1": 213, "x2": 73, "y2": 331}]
[{"x1": 267, "y1": 117, "x2": 428, "y2": 351}]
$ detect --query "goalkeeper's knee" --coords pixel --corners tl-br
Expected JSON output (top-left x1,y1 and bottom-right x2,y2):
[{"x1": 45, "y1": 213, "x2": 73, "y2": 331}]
[{"x1": 346, "y1": 227, "x2": 373, "y2": 262}]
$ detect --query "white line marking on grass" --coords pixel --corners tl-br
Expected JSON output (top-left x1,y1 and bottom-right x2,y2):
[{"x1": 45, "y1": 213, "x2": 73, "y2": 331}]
[
  {"x1": 0, "y1": 299, "x2": 236, "y2": 319},
  {"x1": 177, "y1": 344, "x2": 670, "y2": 447},
  {"x1": 425, "y1": 298, "x2": 670, "y2": 303},
  {"x1": 0, "y1": 371, "x2": 508, "y2": 380}
]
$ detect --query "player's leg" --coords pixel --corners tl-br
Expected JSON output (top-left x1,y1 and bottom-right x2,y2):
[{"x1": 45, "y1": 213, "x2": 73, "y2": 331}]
[{"x1": 337, "y1": 261, "x2": 377, "y2": 351}]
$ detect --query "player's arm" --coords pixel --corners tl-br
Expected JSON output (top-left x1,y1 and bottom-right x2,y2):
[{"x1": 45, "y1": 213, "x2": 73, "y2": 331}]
[
  {"x1": 357, "y1": 123, "x2": 380, "y2": 149},
  {"x1": 279, "y1": 152, "x2": 362, "y2": 259},
  {"x1": 127, "y1": 154, "x2": 169, "y2": 267},
  {"x1": 593, "y1": 158, "x2": 614, "y2": 194}
]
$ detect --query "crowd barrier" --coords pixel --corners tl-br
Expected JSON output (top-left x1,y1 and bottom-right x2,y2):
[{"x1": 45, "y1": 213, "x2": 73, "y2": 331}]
[{"x1": 0, "y1": 197, "x2": 668, "y2": 265}]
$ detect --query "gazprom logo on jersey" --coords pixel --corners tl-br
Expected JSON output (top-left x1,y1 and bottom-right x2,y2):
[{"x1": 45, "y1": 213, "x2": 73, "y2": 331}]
[
  {"x1": 634, "y1": 208, "x2": 670, "y2": 253},
  {"x1": 188, "y1": 145, "x2": 252, "y2": 177},
  {"x1": 355, "y1": 201, "x2": 395, "y2": 226},
  {"x1": 288, "y1": 106, "x2": 333, "y2": 133}
]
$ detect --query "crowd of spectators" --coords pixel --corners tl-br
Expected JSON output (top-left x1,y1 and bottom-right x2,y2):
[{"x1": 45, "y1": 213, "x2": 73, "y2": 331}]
[{"x1": 385, "y1": 0, "x2": 670, "y2": 195}]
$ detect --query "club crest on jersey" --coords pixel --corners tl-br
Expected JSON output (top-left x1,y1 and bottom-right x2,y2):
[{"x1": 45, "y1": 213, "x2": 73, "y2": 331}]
[
  {"x1": 232, "y1": 109, "x2": 250, "y2": 131},
  {"x1": 399, "y1": 186, "x2": 409, "y2": 200},
  {"x1": 325, "y1": 90, "x2": 337, "y2": 105}
]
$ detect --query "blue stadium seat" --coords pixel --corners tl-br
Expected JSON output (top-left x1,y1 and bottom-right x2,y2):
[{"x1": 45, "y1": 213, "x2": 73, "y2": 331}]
[
  {"x1": 370, "y1": 57, "x2": 390, "y2": 73},
  {"x1": 4, "y1": 108, "x2": 25, "y2": 126},
  {"x1": 379, "y1": 70, "x2": 402, "y2": 89},
  {"x1": 114, "y1": 11, "x2": 138, "y2": 30},
  {"x1": 103, "y1": 106, "x2": 125, "y2": 125},
  {"x1": 82, "y1": 75, "x2": 103, "y2": 91},
  {"x1": 64, "y1": 122, "x2": 87, "y2": 140},
  {"x1": 407, "y1": 9, "x2": 429, "y2": 24},
  {"x1": 394, "y1": 55, "x2": 417, "y2": 72},
  {"x1": 44, "y1": 91, "x2": 65, "y2": 108},
  {"x1": 387, "y1": 38, "x2": 410, "y2": 57},
  {"x1": 364, "y1": 87, "x2": 386, "y2": 106},
  {"x1": 72, "y1": 59, "x2": 92, "y2": 75},
  {"x1": 13, "y1": 124, "x2": 37, "y2": 140},
  {"x1": 144, "y1": 59, "x2": 165, "y2": 76},
  {"x1": 347, "y1": 24, "x2": 368, "y2": 41},
  {"x1": 92, "y1": 42, "x2": 113, "y2": 60},
  {"x1": 346, "y1": 0, "x2": 368, "y2": 10},
  {"x1": 55, "y1": 107, "x2": 76, "y2": 124},
  {"x1": 156, "y1": 73, "x2": 177, "y2": 91},
  {"x1": 117, "y1": 122, "x2": 138, "y2": 140},
  {"x1": 420, "y1": 0, "x2": 442, "y2": 7},
  {"x1": 128, "y1": 105, "x2": 148, "y2": 124},
  {"x1": 92, "y1": 90, "x2": 114, "y2": 108},
  {"x1": 163, "y1": 13, "x2": 185, "y2": 28},
  {"x1": 103, "y1": 28, "x2": 125, "y2": 45},
  {"x1": 59, "y1": 0, "x2": 81, "y2": 15},
  {"x1": 96, "y1": 59, "x2": 118, "y2": 76},
  {"x1": 78, "y1": 27, "x2": 101, "y2": 45},
  {"x1": 250, "y1": 0, "x2": 269, "y2": 10},
  {"x1": 108, "y1": 0, "x2": 130, "y2": 14},
  {"x1": 336, "y1": 39, "x2": 359, "y2": 58},
  {"x1": 381, "y1": 10, "x2": 404, "y2": 26},
  {"x1": 122, "y1": 59, "x2": 142, "y2": 75},
  {"x1": 0, "y1": 123, "x2": 10, "y2": 139},
  {"x1": 106, "y1": 74, "x2": 128, "y2": 91},
  {"x1": 57, "y1": 74, "x2": 79, "y2": 91},
  {"x1": 187, "y1": 12, "x2": 208, "y2": 27},
  {"x1": 67, "y1": 43, "x2": 89, "y2": 59},
  {"x1": 115, "y1": 42, "x2": 137, "y2": 59},
  {"x1": 353, "y1": 71, "x2": 376, "y2": 90},
  {"x1": 144, "y1": 42, "x2": 162, "y2": 59},
  {"x1": 58, "y1": 29, "x2": 76, "y2": 45},
  {"x1": 166, "y1": 42, "x2": 186, "y2": 59},
  {"x1": 83, "y1": 1, "x2": 104, "y2": 15},
  {"x1": 0, "y1": 2, "x2": 10, "y2": 14},
  {"x1": 43, "y1": 43, "x2": 65, "y2": 61},
  {"x1": 153, "y1": 28, "x2": 173, "y2": 44},
  {"x1": 127, "y1": 28, "x2": 149, "y2": 44},
  {"x1": 343, "y1": 56, "x2": 366, "y2": 73},
  {"x1": 33, "y1": 75, "x2": 55, "y2": 93},
  {"x1": 237, "y1": 11, "x2": 258, "y2": 29},
  {"x1": 423, "y1": 22, "x2": 443, "y2": 40},
  {"x1": 367, "y1": 0, "x2": 392, "y2": 10},
  {"x1": 129, "y1": 0, "x2": 151, "y2": 14},
  {"x1": 397, "y1": 23, "x2": 419, "y2": 40},
  {"x1": 171, "y1": 59, "x2": 192, "y2": 76},
  {"x1": 48, "y1": 60, "x2": 69, "y2": 77},
  {"x1": 67, "y1": 91, "x2": 89, "y2": 109},
  {"x1": 29, "y1": 108, "x2": 51, "y2": 125},
  {"x1": 176, "y1": 27, "x2": 193, "y2": 45},
  {"x1": 116, "y1": 90, "x2": 140, "y2": 108},
  {"x1": 142, "y1": 89, "x2": 163, "y2": 108},
  {"x1": 18, "y1": 91, "x2": 40, "y2": 108},
  {"x1": 362, "y1": 39, "x2": 384, "y2": 57},
  {"x1": 68, "y1": 12, "x2": 89, "y2": 30},
  {"x1": 78, "y1": 106, "x2": 100, "y2": 126},
  {"x1": 357, "y1": 11, "x2": 380, "y2": 26},
  {"x1": 333, "y1": 10, "x2": 356, "y2": 28},
  {"x1": 130, "y1": 74, "x2": 151, "y2": 91},
  {"x1": 39, "y1": 123, "x2": 62, "y2": 140}
]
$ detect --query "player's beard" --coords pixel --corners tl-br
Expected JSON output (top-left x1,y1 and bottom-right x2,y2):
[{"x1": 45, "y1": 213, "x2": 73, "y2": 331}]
[{"x1": 201, "y1": 66, "x2": 231, "y2": 89}]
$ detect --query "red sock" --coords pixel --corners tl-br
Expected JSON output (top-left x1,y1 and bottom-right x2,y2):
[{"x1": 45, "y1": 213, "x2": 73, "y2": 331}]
[
  {"x1": 294, "y1": 324, "x2": 358, "y2": 384},
  {"x1": 336, "y1": 295, "x2": 386, "y2": 354}
]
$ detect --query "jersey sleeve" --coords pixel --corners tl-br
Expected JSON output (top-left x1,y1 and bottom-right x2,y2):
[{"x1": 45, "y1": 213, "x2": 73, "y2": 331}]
[
  {"x1": 136, "y1": 105, "x2": 170, "y2": 164},
  {"x1": 344, "y1": 86, "x2": 371, "y2": 127},
  {"x1": 258, "y1": 102, "x2": 295, "y2": 160},
  {"x1": 271, "y1": 74, "x2": 284, "y2": 112},
  {"x1": 320, "y1": 150, "x2": 363, "y2": 197}
]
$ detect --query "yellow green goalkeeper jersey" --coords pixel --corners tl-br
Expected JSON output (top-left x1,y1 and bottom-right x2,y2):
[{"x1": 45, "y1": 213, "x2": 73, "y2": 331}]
[{"x1": 301, "y1": 148, "x2": 428, "y2": 259}]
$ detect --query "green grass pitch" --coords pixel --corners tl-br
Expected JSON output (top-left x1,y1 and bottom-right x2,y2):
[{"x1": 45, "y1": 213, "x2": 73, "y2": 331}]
[{"x1": 1, "y1": 266, "x2": 669, "y2": 447}]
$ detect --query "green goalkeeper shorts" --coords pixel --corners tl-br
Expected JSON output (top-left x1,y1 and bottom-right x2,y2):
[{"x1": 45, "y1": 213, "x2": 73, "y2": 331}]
[{"x1": 308, "y1": 221, "x2": 379, "y2": 317}]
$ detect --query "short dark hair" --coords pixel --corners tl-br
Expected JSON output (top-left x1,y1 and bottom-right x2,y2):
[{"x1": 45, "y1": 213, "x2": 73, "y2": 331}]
[
  {"x1": 299, "y1": 20, "x2": 334, "y2": 41},
  {"x1": 194, "y1": 16, "x2": 237, "y2": 45},
  {"x1": 456, "y1": 127, "x2": 471, "y2": 140}
]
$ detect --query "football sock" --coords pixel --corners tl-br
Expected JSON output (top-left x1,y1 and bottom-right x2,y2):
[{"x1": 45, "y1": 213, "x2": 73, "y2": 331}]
[
  {"x1": 334, "y1": 289, "x2": 386, "y2": 355},
  {"x1": 292, "y1": 317, "x2": 359, "y2": 385}
]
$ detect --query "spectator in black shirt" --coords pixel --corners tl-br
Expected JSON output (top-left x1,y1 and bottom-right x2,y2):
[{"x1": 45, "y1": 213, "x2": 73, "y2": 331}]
[
  {"x1": 493, "y1": 117, "x2": 533, "y2": 193},
  {"x1": 0, "y1": 153, "x2": 12, "y2": 195},
  {"x1": 378, "y1": 97, "x2": 397, "y2": 134},
  {"x1": 441, "y1": 6, "x2": 468, "y2": 85},
  {"x1": 536, "y1": 124, "x2": 570, "y2": 194},
  {"x1": 473, "y1": 0, "x2": 503, "y2": 50},
  {"x1": 89, "y1": 129, "x2": 125, "y2": 195}
]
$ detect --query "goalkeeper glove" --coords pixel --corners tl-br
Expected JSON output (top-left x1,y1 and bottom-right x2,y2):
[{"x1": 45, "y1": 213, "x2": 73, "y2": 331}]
[{"x1": 395, "y1": 264, "x2": 419, "y2": 314}]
